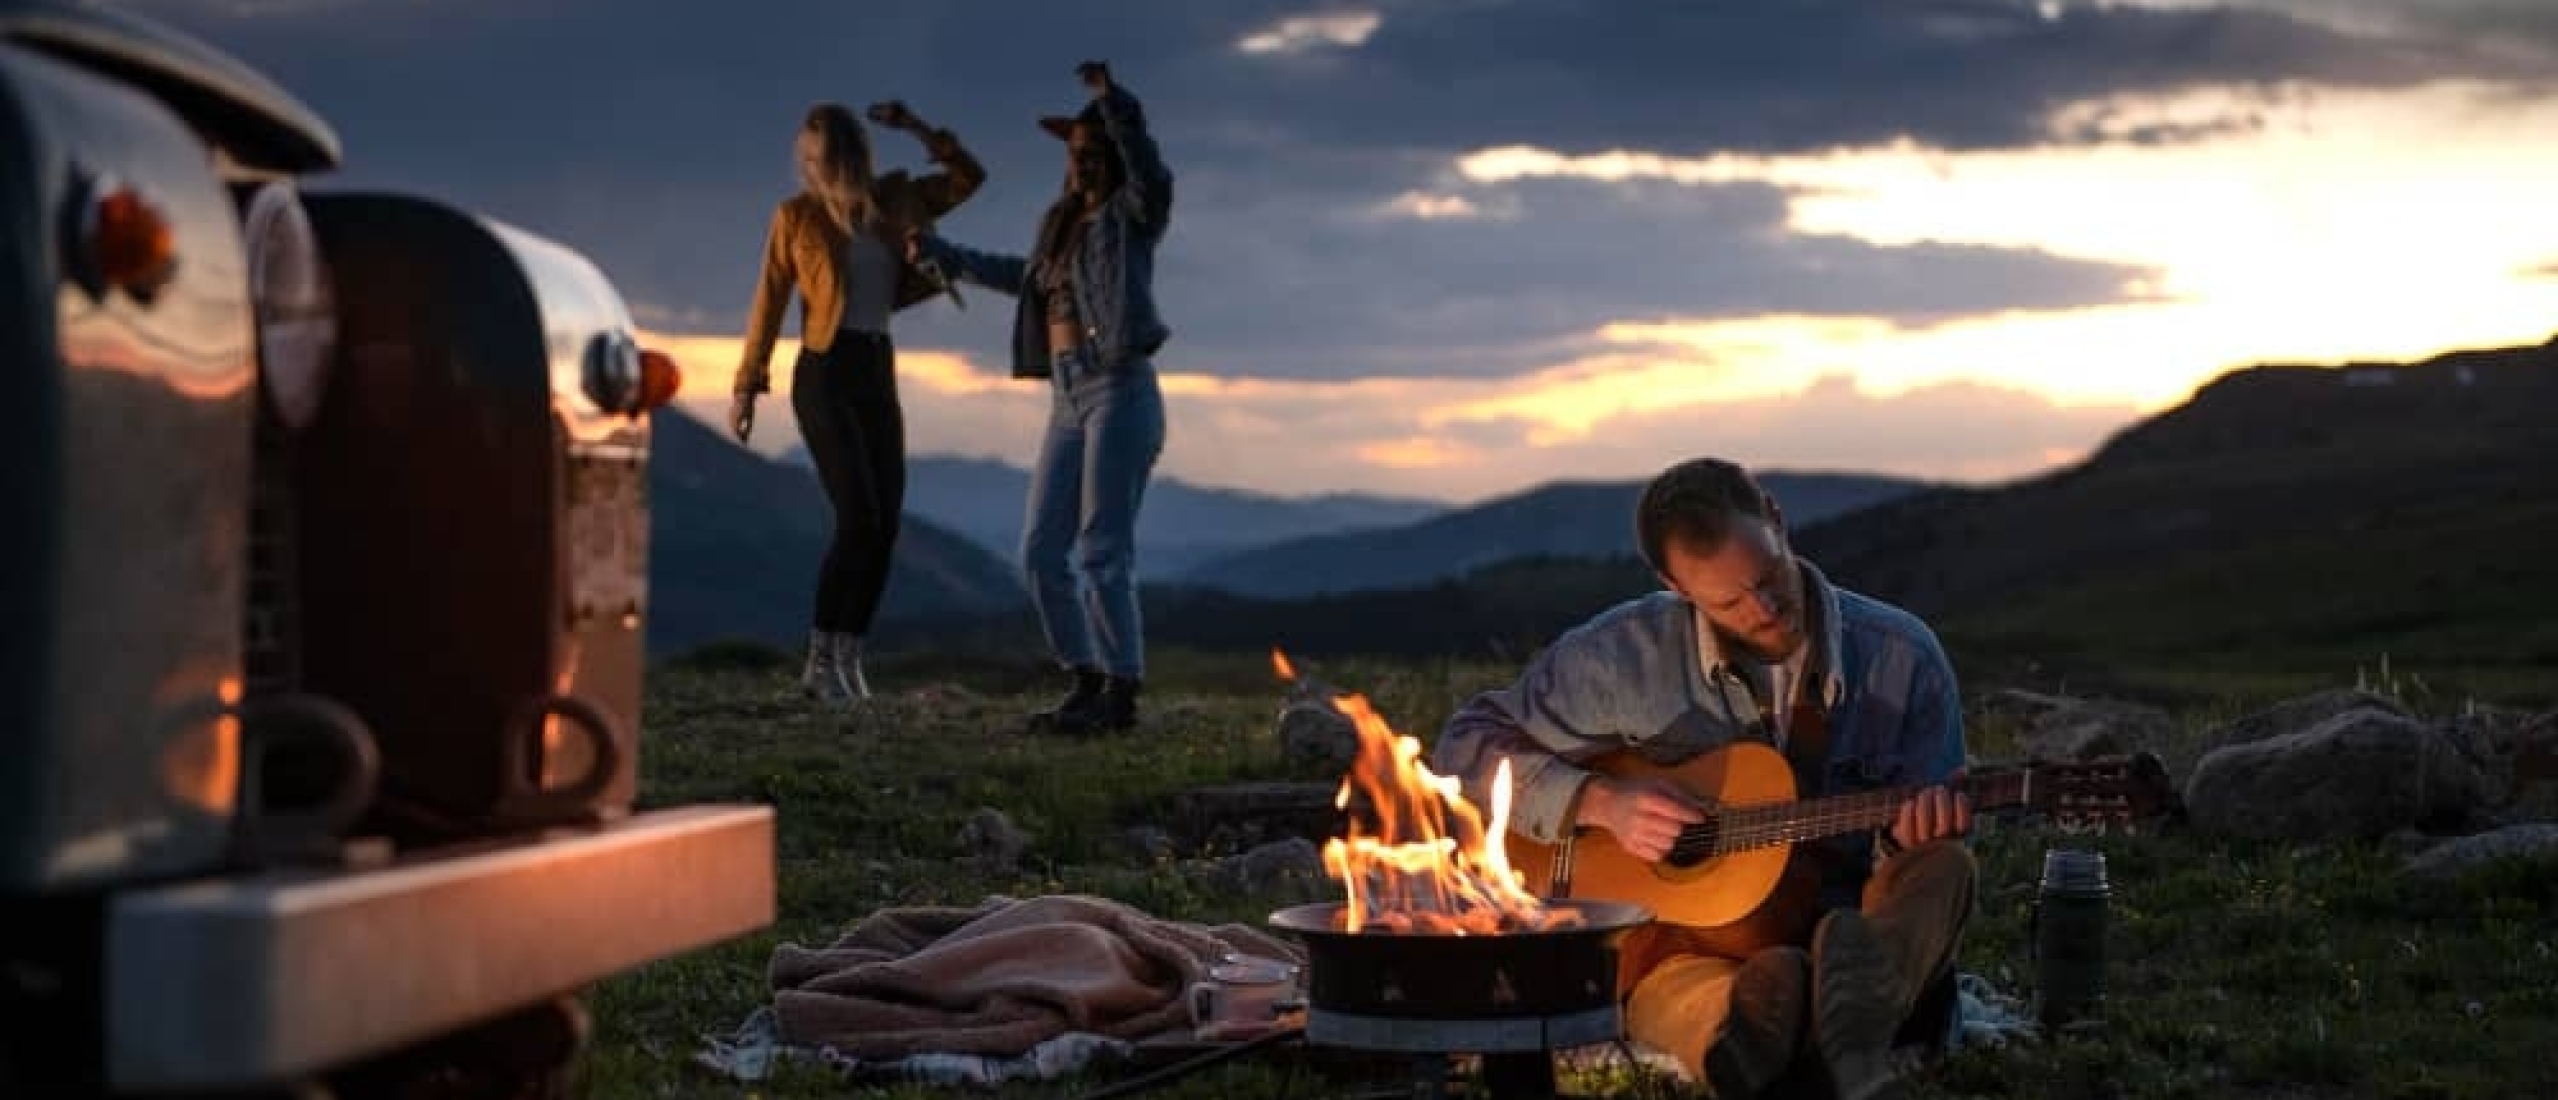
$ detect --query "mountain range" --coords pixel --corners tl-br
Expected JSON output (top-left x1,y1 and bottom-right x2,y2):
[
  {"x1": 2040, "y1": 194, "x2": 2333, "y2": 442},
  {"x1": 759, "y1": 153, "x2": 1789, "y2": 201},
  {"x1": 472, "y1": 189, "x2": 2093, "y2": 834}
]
[
  {"x1": 786, "y1": 448, "x2": 1448, "y2": 576},
  {"x1": 649, "y1": 334, "x2": 2558, "y2": 674},
  {"x1": 659, "y1": 432, "x2": 1921, "y2": 654},
  {"x1": 1177, "y1": 473, "x2": 1924, "y2": 599},
  {"x1": 1131, "y1": 337, "x2": 2558, "y2": 670},
  {"x1": 647, "y1": 412, "x2": 1018, "y2": 654}
]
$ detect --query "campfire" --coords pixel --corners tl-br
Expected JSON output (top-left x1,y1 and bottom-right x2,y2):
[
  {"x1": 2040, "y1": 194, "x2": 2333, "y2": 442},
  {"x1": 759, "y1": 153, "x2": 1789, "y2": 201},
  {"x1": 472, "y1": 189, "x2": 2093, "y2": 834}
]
[{"x1": 1273, "y1": 651, "x2": 1580, "y2": 935}]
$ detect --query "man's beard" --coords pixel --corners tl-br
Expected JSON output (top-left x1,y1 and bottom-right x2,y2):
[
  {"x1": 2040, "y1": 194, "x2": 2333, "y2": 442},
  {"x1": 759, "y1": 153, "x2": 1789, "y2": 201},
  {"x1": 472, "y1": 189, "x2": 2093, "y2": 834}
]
[{"x1": 1712, "y1": 623, "x2": 1802, "y2": 665}]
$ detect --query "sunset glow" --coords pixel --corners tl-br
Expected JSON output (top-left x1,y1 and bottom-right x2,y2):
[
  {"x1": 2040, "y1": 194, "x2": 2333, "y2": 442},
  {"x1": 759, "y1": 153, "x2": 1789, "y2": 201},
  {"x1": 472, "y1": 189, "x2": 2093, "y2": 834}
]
[
  {"x1": 1454, "y1": 83, "x2": 2558, "y2": 412},
  {"x1": 645, "y1": 74, "x2": 2558, "y2": 502}
]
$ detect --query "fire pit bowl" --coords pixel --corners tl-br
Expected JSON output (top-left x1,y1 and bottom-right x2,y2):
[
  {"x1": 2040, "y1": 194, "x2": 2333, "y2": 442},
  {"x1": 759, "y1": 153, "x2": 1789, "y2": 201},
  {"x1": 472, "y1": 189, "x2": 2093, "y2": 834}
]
[{"x1": 1268, "y1": 900, "x2": 1650, "y2": 1052}]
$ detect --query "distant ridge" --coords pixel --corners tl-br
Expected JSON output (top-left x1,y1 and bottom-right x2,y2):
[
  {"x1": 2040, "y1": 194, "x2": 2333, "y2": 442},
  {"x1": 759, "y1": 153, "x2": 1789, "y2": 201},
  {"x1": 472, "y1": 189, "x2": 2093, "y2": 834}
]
[
  {"x1": 792, "y1": 450, "x2": 1450, "y2": 574},
  {"x1": 1794, "y1": 337, "x2": 2558, "y2": 666},
  {"x1": 646, "y1": 412, "x2": 1018, "y2": 654},
  {"x1": 1178, "y1": 472, "x2": 1928, "y2": 599}
]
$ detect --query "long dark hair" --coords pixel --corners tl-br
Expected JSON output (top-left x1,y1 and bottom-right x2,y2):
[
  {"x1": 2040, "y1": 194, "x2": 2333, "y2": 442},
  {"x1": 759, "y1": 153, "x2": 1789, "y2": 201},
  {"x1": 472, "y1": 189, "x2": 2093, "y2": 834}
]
[
  {"x1": 1034, "y1": 114, "x2": 1120, "y2": 268},
  {"x1": 1060, "y1": 112, "x2": 1123, "y2": 194}
]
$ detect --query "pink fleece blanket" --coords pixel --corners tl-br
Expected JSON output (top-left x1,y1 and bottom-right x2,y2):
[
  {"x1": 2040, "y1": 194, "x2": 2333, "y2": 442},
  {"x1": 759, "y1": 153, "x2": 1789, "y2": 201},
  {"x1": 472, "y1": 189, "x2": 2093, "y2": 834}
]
[{"x1": 769, "y1": 894, "x2": 1306, "y2": 1060}]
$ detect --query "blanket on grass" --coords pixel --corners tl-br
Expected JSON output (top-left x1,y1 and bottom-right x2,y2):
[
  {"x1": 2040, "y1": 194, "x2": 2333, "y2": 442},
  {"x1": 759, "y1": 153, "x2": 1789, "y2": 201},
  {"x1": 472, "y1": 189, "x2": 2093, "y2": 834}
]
[{"x1": 765, "y1": 893, "x2": 1303, "y2": 1060}]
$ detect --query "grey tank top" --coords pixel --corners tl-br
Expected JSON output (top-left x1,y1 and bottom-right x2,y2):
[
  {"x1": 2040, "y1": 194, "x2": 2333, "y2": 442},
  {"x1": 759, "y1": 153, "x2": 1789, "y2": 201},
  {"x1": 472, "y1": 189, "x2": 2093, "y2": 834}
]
[{"x1": 838, "y1": 230, "x2": 897, "y2": 336}]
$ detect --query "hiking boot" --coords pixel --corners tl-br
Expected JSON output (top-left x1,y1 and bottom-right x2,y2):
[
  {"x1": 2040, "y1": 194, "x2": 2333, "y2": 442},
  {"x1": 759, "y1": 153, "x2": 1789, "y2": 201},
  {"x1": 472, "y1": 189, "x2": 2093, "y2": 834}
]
[
  {"x1": 1093, "y1": 676, "x2": 1141, "y2": 732},
  {"x1": 1813, "y1": 910, "x2": 1915, "y2": 1100},
  {"x1": 1027, "y1": 667, "x2": 1107, "y2": 735},
  {"x1": 1702, "y1": 946, "x2": 1808, "y2": 1099},
  {"x1": 799, "y1": 629, "x2": 854, "y2": 704}
]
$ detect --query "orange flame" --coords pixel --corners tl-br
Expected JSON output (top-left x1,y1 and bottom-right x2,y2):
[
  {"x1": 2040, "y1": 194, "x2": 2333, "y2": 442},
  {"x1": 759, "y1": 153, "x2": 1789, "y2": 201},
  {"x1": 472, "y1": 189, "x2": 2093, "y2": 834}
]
[{"x1": 1274, "y1": 650, "x2": 1560, "y2": 934}]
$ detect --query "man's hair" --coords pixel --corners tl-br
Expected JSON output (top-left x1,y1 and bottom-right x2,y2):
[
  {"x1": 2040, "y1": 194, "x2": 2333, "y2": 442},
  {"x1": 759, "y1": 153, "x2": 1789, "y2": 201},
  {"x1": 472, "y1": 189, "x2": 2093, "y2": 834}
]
[{"x1": 1635, "y1": 457, "x2": 1773, "y2": 575}]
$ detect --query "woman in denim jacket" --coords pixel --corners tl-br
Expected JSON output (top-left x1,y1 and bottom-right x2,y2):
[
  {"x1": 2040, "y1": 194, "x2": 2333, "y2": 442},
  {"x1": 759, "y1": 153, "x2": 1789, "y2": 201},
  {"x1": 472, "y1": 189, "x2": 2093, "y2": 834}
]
[{"x1": 911, "y1": 62, "x2": 1173, "y2": 735}]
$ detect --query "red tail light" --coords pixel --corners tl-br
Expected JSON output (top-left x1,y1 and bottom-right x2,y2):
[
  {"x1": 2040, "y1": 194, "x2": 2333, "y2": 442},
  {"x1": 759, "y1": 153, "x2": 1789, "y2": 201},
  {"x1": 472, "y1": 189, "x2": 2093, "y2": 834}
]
[
  {"x1": 90, "y1": 181, "x2": 178, "y2": 299},
  {"x1": 637, "y1": 348, "x2": 682, "y2": 414}
]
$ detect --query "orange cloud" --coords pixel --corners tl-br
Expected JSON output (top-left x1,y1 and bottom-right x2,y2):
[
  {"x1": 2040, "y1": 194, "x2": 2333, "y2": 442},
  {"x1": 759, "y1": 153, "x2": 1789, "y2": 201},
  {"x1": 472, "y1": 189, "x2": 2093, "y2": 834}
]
[
  {"x1": 639, "y1": 331, "x2": 1001, "y2": 400},
  {"x1": 1357, "y1": 436, "x2": 1479, "y2": 469}
]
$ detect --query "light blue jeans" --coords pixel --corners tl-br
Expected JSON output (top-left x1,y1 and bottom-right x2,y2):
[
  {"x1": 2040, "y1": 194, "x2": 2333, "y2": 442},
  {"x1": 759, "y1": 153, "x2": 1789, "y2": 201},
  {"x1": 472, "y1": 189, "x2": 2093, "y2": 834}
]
[{"x1": 1021, "y1": 350, "x2": 1165, "y2": 679}]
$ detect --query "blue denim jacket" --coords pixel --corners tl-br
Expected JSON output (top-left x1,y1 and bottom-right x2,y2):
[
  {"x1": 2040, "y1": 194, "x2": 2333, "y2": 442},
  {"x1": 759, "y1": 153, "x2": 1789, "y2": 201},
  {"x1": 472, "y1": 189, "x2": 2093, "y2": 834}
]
[
  {"x1": 918, "y1": 84, "x2": 1173, "y2": 377},
  {"x1": 1428, "y1": 560, "x2": 1965, "y2": 901}
]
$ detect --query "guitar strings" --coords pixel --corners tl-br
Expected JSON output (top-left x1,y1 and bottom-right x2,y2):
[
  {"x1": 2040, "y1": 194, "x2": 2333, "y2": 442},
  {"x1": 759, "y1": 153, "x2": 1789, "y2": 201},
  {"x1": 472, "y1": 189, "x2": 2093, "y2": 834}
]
[{"x1": 1664, "y1": 772, "x2": 2028, "y2": 859}]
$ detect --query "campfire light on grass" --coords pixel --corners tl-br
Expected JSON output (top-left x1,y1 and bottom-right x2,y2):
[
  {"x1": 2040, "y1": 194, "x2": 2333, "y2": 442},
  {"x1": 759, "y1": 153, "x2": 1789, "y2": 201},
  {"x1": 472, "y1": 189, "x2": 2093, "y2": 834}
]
[{"x1": 1272, "y1": 650, "x2": 1579, "y2": 935}]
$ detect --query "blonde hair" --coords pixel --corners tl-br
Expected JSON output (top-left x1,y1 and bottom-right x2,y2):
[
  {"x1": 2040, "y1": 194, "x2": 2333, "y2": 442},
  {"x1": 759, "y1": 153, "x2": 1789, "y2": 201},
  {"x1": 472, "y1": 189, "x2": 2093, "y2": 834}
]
[{"x1": 800, "y1": 103, "x2": 879, "y2": 234}]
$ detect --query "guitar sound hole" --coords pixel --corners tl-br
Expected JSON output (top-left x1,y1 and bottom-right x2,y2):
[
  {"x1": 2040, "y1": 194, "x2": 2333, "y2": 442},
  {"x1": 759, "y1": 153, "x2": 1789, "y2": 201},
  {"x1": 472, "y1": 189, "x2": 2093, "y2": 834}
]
[{"x1": 1660, "y1": 821, "x2": 1719, "y2": 869}]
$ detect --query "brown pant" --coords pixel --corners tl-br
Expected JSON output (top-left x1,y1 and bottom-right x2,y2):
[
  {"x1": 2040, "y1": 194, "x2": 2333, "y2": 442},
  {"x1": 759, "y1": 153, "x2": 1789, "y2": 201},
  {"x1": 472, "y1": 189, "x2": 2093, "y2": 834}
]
[{"x1": 1623, "y1": 840, "x2": 1978, "y2": 1080}]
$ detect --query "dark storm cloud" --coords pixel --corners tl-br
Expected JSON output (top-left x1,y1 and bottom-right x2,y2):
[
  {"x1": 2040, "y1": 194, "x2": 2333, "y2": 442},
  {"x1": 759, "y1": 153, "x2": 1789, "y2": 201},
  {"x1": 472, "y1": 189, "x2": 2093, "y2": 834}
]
[
  {"x1": 1152, "y1": 174, "x2": 2158, "y2": 380},
  {"x1": 1198, "y1": 0, "x2": 2539, "y2": 155},
  {"x1": 2225, "y1": 0, "x2": 2558, "y2": 62},
  {"x1": 121, "y1": 0, "x2": 2538, "y2": 382}
]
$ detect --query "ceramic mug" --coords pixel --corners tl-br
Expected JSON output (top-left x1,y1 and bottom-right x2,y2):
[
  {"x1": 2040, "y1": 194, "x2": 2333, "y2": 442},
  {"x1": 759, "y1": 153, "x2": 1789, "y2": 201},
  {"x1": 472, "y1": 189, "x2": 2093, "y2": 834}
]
[{"x1": 1188, "y1": 955, "x2": 1298, "y2": 1039}]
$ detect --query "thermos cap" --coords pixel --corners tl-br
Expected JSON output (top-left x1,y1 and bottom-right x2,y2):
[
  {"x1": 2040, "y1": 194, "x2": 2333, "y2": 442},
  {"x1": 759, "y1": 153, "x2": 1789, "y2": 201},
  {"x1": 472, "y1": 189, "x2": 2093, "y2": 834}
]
[{"x1": 2040, "y1": 848, "x2": 2110, "y2": 895}]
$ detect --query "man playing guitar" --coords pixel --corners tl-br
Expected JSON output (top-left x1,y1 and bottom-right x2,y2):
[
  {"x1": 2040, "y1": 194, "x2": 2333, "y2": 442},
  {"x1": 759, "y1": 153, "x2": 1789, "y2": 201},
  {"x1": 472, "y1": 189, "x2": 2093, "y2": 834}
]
[{"x1": 1429, "y1": 456, "x2": 1975, "y2": 1100}]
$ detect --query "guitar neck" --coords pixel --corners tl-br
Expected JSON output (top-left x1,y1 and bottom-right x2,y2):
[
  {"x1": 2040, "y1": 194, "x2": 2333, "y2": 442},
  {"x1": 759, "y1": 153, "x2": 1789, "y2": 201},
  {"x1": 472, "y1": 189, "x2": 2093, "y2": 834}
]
[{"x1": 1677, "y1": 771, "x2": 2026, "y2": 859}]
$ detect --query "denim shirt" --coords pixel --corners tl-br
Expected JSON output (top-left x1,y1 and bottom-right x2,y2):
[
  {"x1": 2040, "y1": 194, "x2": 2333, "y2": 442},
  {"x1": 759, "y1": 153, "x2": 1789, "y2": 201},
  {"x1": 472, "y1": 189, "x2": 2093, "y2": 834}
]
[
  {"x1": 917, "y1": 84, "x2": 1173, "y2": 378},
  {"x1": 1427, "y1": 560, "x2": 1965, "y2": 901}
]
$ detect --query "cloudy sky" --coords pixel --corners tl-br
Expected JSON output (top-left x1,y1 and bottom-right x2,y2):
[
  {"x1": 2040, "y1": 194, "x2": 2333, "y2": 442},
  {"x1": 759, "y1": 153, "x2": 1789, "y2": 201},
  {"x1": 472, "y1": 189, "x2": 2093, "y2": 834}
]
[{"x1": 136, "y1": 0, "x2": 2558, "y2": 502}]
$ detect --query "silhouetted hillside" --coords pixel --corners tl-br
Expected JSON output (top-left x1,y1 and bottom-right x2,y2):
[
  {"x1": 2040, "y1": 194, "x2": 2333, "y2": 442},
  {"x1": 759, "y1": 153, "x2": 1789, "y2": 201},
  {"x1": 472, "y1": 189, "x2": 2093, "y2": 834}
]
[
  {"x1": 1793, "y1": 339, "x2": 2558, "y2": 668},
  {"x1": 665, "y1": 338, "x2": 2558, "y2": 676},
  {"x1": 1179, "y1": 473, "x2": 1926, "y2": 598},
  {"x1": 648, "y1": 412, "x2": 1018, "y2": 654},
  {"x1": 1145, "y1": 557, "x2": 1661, "y2": 660},
  {"x1": 795, "y1": 450, "x2": 1448, "y2": 574}
]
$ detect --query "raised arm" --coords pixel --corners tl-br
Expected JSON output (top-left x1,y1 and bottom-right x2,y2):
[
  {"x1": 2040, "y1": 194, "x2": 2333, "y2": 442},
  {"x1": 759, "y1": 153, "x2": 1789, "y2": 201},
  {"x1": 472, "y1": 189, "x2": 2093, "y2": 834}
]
[
  {"x1": 1079, "y1": 65, "x2": 1172, "y2": 234},
  {"x1": 734, "y1": 203, "x2": 795, "y2": 396},
  {"x1": 872, "y1": 101, "x2": 985, "y2": 218}
]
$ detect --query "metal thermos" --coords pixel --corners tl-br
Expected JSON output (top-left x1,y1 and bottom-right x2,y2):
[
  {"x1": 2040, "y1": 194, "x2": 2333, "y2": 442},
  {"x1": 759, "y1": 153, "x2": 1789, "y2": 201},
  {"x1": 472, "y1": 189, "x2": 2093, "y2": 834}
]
[{"x1": 2034, "y1": 848, "x2": 2110, "y2": 1032}]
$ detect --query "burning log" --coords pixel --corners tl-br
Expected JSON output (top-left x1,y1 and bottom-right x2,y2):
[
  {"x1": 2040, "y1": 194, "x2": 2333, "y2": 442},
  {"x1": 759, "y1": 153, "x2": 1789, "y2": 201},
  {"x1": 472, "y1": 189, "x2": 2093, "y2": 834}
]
[{"x1": 1339, "y1": 907, "x2": 1592, "y2": 936}]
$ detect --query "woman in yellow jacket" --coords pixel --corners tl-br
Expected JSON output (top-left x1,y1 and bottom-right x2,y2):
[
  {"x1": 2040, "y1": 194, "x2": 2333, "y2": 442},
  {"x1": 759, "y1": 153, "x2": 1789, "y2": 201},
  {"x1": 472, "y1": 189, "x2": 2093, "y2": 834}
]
[{"x1": 730, "y1": 100, "x2": 982, "y2": 702}]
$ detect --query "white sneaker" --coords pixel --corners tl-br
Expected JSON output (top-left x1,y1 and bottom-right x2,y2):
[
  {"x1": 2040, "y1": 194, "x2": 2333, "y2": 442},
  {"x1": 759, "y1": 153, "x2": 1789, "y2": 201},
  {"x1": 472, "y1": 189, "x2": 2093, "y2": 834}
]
[
  {"x1": 837, "y1": 635, "x2": 873, "y2": 700},
  {"x1": 799, "y1": 630, "x2": 854, "y2": 703}
]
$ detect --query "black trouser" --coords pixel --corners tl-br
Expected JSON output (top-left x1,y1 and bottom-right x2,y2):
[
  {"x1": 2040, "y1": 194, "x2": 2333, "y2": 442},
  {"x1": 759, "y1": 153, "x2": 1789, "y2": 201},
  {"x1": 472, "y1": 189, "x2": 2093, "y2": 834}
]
[{"x1": 790, "y1": 331, "x2": 903, "y2": 635}]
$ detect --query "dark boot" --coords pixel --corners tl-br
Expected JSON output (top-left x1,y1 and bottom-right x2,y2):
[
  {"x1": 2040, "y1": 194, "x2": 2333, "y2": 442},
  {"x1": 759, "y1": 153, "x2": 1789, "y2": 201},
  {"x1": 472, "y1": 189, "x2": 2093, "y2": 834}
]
[
  {"x1": 1028, "y1": 667, "x2": 1107, "y2": 735},
  {"x1": 1703, "y1": 946, "x2": 1809, "y2": 1099},
  {"x1": 1093, "y1": 676, "x2": 1141, "y2": 732},
  {"x1": 1813, "y1": 910, "x2": 1920, "y2": 1100}
]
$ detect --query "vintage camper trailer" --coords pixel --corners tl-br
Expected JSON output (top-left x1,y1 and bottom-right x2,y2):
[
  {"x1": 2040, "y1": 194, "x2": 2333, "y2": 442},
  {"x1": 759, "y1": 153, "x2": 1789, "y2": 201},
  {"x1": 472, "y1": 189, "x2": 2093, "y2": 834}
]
[{"x1": 0, "y1": 1, "x2": 772, "y2": 1093}]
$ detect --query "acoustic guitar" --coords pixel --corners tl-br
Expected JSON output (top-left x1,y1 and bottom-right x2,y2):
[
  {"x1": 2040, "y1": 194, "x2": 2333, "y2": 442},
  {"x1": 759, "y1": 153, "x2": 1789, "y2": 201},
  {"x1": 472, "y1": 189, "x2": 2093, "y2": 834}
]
[{"x1": 1505, "y1": 742, "x2": 2174, "y2": 952}]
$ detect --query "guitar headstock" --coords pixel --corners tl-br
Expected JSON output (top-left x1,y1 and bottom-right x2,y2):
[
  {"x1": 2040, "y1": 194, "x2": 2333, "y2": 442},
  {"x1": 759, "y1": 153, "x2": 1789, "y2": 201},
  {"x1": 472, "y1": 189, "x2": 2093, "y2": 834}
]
[{"x1": 1977, "y1": 752, "x2": 2180, "y2": 830}]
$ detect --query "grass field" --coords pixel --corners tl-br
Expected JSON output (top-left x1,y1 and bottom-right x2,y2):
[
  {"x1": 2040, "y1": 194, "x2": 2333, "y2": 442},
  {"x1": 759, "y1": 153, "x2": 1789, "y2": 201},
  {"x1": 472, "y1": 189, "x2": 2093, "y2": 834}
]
[{"x1": 580, "y1": 647, "x2": 2558, "y2": 1099}]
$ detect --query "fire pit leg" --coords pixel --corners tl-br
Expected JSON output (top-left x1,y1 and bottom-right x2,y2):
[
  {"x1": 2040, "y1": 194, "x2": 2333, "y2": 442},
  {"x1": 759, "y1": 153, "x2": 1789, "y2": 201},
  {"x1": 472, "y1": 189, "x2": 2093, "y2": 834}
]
[{"x1": 1480, "y1": 1051, "x2": 1556, "y2": 1099}]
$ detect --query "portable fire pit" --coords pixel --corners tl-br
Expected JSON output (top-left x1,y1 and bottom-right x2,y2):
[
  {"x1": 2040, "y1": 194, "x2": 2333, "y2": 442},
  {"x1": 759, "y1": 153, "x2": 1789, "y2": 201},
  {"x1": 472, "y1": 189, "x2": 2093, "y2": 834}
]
[{"x1": 1269, "y1": 899, "x2": 1650, "y2": 1099}]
